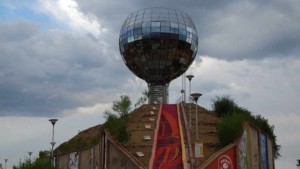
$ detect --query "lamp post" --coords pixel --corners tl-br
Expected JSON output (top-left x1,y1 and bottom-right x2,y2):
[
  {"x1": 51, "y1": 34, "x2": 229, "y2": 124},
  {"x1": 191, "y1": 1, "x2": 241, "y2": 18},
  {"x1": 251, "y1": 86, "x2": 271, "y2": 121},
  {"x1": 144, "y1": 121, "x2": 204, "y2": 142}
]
[
  {"x1": 186, "y1": 75, "x2": 194, "y2": 128},
  {"x1": 191, "y1": 93, "x2": 202, "y2": 141},
  {"x1": 4, "y1": 159, "x2": 7, "y2": 169},
  {"x1": 49, "y1": 119, "x2": 58, "y2": 166},
  {"x1": 28, "y1": 152, "x2": 32, "y2": 162}
]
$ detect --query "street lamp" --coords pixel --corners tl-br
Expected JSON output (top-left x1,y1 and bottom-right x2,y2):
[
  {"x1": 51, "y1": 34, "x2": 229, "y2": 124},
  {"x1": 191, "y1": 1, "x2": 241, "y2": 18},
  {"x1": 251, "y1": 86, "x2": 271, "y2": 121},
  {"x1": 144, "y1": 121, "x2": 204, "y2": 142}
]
[
  {"x1": 4, "y1": 159, "x2": 7, "y2": 169},
  {"x1": 49, "y1": 119, "x2": 58, "y2": 166},
  {"x1": 191, "y1": 93, "x2": 202, "y2": 140},
  {"x1": 186, "y1": 75, "x2": 194, "y2": 128},
  {"x1": 28, "y1": 152, "x2": 32, "y2": 162}
]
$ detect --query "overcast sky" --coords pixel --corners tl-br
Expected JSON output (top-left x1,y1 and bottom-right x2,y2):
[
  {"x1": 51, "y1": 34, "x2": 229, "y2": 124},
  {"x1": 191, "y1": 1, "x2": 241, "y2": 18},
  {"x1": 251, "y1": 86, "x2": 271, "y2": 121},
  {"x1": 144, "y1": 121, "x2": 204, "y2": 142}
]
[{"x1": 0, "y1": 0, "x2": 299, "y2": 168}]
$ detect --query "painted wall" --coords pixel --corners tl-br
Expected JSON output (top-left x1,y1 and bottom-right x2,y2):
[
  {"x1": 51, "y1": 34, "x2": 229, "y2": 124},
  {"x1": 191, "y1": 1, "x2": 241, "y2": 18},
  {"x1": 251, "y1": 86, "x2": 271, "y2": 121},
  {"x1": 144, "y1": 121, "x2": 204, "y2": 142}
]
[
  {"x1": 201, "y1": 122, "x2": 275, "y2": 169},
  {"x1": 57, "y1": 153, "x2": 69, "y2": 169},
  {"x1": 69, "y1": 152, "x2": 79, "y2": 169},
  {"x1": 249, "y1": 126, "x2": 259, "y2": 169},
  {"x1": 238, "y1": 130, "x2": 249, "y2": 169},
  {"x1": 56, "y1": 133, "x2": 143, "y2": 169},
  {"x1": 80, "y1": 149, "x2": 90, "y2": 169},
  {"x1": 236, "y1": 123, "x2": 275, "y2": 169}
]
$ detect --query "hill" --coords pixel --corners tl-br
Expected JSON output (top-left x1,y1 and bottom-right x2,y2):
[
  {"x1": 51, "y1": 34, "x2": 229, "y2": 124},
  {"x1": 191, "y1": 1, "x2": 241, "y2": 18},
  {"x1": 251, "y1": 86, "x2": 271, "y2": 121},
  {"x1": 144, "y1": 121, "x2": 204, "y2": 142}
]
[{"x1": 55, "y1": 103, "x2": 221, "y2": 167}]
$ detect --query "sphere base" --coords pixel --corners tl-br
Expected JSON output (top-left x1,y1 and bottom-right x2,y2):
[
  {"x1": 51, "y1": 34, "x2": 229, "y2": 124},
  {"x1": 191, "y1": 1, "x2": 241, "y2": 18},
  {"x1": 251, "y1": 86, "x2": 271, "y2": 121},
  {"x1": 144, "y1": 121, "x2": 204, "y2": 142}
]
[{"x1": 148, "y1": 84, "x2": 169, "y2": 104}]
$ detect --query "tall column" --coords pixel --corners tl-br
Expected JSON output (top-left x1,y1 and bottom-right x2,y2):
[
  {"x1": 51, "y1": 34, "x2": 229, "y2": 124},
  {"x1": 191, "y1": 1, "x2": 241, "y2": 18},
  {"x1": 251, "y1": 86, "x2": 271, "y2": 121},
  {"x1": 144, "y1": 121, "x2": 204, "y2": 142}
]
[{"x1": 148, "y1": 83, "x2": 169, "y2": 104}]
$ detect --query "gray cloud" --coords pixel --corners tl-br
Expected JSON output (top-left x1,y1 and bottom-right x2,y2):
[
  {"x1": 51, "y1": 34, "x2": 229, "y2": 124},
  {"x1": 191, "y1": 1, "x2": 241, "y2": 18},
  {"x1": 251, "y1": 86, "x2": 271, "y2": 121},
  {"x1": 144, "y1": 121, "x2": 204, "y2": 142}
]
[
  {"x1": 1, "y1": 1, "x2": 300, "y2": 168},
  {"x1": 0, "y1": 19, "x2": 132, "y2": 116},
  {"x1": 1, "y1": 0, "x2": 299, "y2": 117},
  {"x1": 77, "y1": 0, "x2": 300, "y2": 60}
]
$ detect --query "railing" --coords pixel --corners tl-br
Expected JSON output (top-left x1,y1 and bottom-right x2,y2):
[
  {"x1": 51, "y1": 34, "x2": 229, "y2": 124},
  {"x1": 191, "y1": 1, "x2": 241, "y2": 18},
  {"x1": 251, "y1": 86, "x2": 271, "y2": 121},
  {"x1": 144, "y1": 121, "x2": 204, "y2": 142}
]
[
  {"x1": 179, "y1": 102, "x2": 194, "y2": 168},
  {"x1": 176, "y1": 96, "x2": 182, "y2": 103}
]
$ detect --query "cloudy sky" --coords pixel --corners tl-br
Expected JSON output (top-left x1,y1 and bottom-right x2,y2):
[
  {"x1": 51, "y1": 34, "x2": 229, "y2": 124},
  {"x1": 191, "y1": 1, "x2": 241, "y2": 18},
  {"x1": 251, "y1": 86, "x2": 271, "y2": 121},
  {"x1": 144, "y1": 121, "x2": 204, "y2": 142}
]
[{"x1": 0, "y1": 0, "x2": 299, "y2": 168}]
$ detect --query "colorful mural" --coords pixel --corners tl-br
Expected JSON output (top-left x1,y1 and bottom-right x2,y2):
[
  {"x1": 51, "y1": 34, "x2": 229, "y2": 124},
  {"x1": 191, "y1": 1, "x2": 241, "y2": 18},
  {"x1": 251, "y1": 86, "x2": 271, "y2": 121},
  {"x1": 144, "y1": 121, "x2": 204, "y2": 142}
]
[
  {"x1": 238, "y1": 130, "x2": 249, "y2": 169},
  {"x1": 152, "y1": 104, "x2": 183, "y2": 169},
  {"x1": 69, "y1": 152, "x2": 79, "y2": 169},
  {"x1": 260, "y1": 133, "x2": 268, "y2": 169}
]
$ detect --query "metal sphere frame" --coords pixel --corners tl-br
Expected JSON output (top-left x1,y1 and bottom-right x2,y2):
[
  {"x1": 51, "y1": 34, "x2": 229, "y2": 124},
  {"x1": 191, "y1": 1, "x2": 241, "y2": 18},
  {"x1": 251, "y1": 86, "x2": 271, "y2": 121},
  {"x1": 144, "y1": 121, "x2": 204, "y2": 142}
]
[{"x1": 119, "y1": 7, "x2": 198, "y2": 103}]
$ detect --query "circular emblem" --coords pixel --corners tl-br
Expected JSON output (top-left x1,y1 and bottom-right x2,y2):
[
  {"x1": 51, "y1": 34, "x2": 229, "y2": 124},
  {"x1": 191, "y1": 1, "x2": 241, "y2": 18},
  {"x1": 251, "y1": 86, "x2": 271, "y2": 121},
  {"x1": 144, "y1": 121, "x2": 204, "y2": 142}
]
[{"x1": 218, "y1": 155, "x2": 233, "y2": 169}]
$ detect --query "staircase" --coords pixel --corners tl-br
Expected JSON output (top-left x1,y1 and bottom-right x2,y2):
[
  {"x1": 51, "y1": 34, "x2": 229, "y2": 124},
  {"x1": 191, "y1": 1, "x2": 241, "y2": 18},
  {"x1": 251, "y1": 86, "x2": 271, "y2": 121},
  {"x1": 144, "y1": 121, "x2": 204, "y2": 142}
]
[{"x1": 151, "y1": 104, "x2": 184, "y2": 169}]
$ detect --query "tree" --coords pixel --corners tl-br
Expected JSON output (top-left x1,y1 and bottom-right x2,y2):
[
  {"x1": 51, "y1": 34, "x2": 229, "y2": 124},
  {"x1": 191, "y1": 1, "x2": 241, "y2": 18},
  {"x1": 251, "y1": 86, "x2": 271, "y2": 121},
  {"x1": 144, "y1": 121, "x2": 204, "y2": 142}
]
[
  {"x1": 211, "y1": 96, "x2": 237, "y2": 117},
  {"x1": 112, "y1": 95, "x2": 132, "y2": 118},
  {"x1": 101, "y1": 95, "x2": 132, "y2": 143}
]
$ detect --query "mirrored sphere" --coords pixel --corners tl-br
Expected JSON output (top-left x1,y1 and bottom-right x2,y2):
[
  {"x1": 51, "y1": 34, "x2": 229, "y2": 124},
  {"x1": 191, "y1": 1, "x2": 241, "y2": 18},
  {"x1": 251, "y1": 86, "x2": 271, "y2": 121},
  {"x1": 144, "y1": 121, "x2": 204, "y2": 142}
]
[{"x1": 119, "y1": 7, "x2": 198, "y2": 85}]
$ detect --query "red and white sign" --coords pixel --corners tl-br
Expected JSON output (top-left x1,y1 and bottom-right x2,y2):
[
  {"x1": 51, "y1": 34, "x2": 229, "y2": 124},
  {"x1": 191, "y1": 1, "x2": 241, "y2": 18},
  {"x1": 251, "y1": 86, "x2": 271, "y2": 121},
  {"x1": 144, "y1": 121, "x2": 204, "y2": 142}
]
[
  {"x1": 218, "y1": 155, "x2": 233, "y2": 169},
  {"x1": 205, "y1": 145, "x2": 236, "y2": 169}
]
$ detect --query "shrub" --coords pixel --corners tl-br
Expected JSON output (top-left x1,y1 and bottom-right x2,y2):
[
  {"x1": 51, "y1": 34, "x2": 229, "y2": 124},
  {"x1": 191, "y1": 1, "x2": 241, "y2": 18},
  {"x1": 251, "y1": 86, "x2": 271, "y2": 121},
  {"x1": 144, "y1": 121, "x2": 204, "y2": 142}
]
[
  {"x1": 103, "y1": 112, "x2": 130, "y2": 143},
  {"x1": 217, "y1": 112, "x2": 252, "y2": 147},
  {"x1": 212, "y1": 96, "x2": 237, "y2": 117},
  {"x1": 13, "y1": 156, "x2": 58, "y2": 169}
]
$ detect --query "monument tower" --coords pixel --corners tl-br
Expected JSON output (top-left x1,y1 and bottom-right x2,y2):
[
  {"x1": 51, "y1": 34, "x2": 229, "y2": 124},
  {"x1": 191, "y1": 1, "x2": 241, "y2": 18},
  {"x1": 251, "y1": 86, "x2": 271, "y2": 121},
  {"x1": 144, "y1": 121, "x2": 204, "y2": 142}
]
[{"x1": 119, "y1": 7, "x2": 198, "y2": 103}]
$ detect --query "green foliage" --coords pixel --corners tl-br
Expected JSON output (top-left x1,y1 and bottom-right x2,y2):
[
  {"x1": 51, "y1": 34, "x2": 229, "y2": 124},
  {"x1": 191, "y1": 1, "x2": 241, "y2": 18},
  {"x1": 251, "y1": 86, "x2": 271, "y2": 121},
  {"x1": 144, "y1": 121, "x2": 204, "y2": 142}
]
[
  {"x1": 252, "y1": 115, "x2": 281, "y2": 158},
  {"x1": 38, "y1": 150, "x2": 51, "y2": 159},
  {"x1": 112, "y1": 95, "x2": 132, "y2": 118},
  {"x1": 102, "y1": 112, "x2": 130, "y2": 143},
  {"x1": 55, "y1": 142, "x2": 71, "y2": 153},
  {"x1": 217, "y1": 112, "x2": 253, "y2": 147},
  {"x1": 13, "y1": 154, "x2": 58, "y2": 169},
  {"x1": 102, "y1": 95, "x2": 131, "y2": 143},
  {"x1": 213, "y1": 95, "x2": 281, "y2": 159},
  {"x1": 212, "y1": 96, "x2": 237, "y2": 117}
]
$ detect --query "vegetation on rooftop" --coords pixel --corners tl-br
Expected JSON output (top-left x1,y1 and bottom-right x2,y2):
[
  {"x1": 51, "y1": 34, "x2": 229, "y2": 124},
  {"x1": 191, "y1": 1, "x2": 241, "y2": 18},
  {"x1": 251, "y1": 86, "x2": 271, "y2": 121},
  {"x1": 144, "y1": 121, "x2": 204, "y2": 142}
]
[
  {"x1": 212, "y1": 95, "x2": 281, "y2": 159},
  {"x1": 54, "y1": 125, "x2": 101, "y2": 154}
]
